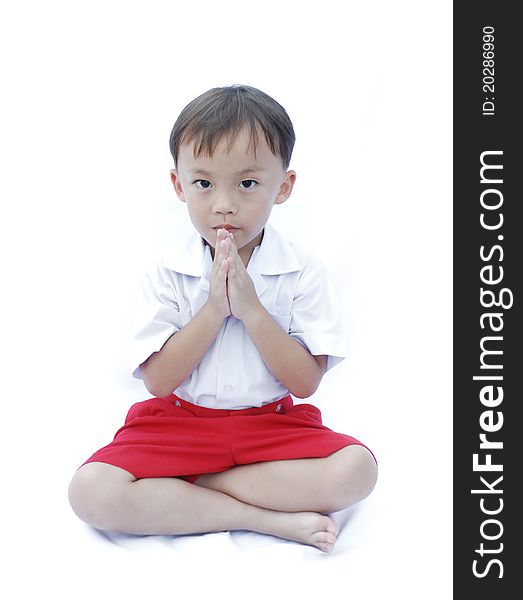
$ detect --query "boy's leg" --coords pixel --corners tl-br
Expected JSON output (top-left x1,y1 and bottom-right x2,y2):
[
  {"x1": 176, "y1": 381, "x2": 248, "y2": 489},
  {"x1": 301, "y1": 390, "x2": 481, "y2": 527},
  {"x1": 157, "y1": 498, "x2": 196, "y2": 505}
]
[
  {"x1": 194, "y1": 445, "x2": 377, "y2": 513},
  {"x1": 68, "y1": 462, "x2": 338, "y2": 552}
]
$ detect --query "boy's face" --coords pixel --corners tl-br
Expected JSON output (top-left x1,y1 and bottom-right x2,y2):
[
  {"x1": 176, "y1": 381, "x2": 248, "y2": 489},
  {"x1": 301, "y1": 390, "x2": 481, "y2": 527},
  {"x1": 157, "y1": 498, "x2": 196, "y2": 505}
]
[{"x1": 170, "y1": 127, "x2": 296, "y2": 265}]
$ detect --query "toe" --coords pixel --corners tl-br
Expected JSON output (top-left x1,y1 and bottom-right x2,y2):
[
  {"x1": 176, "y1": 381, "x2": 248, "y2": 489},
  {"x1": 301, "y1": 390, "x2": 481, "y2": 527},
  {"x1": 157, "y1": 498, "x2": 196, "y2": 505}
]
[
  {"x1": 312, "y1": 530, "x2": 337, "y2": 552},
  {"x1": 321, "y1": 515, "x2": 339, "y2": 536},
  {"x1": 326, "y1": 522, "x2": 339, "y2": 536},
  {"x1": 315, "y1": 537, "x2": 336, "y2": 552}
]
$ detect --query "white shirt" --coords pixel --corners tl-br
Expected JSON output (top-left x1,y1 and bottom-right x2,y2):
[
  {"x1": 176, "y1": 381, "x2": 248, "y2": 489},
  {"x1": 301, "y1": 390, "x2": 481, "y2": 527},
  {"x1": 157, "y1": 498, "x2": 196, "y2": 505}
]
[{"x1": 131, "y1": 223, "x2": 346, "y2": 409}]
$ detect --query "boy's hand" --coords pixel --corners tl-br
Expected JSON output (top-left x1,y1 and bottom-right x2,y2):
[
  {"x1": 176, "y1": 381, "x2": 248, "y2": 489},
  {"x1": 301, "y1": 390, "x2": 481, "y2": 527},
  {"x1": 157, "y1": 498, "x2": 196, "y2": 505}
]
[
  {"x1": 223, "y1": 231, "x2": 262, "y2": 322},
  {"x1": 206, "y1": 228, "x2": 232, "y2": 321}
]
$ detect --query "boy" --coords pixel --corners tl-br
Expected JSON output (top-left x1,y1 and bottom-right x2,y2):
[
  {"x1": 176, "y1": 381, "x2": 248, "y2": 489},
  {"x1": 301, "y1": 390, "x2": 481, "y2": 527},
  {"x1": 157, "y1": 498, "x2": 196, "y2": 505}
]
[{"x1": 68, "y1": 85, "x2": 377, "y2": 553}]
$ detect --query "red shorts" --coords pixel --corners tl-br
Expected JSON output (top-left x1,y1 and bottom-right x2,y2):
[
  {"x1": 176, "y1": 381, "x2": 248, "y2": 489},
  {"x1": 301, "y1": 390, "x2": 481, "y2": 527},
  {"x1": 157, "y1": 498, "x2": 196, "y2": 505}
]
[{"x1": 82, "y1": 394, "x2": 375, "y2": 483}]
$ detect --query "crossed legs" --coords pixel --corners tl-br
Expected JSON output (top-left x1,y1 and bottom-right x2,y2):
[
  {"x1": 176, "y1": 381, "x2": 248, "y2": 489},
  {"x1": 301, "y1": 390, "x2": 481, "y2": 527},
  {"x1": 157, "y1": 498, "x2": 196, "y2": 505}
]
[{"x1": 68, "y1": 445, "x2": 377, "y2": 553}]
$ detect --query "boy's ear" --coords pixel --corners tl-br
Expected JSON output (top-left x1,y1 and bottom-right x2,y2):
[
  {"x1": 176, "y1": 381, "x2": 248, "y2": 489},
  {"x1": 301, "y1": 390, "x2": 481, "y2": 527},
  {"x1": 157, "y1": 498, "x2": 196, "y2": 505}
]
[
  {"x1": 170, "y1": 169, "x2": 186, "y2": 203},
  {"x1": 274, "y1": 170, "x2": 296, "y2": 205}
]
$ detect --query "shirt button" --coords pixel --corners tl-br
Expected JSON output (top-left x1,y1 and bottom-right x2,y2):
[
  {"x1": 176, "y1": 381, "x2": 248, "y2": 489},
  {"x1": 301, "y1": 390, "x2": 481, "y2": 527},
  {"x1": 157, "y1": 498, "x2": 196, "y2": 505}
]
[
  {"x1": 175, "y1": 400, "x2": 181, "y2": 407},
  {"x1": 276, "y1": 403, "x2": 282, "y2": 413},
  {"x1": 224, "y1": 384, "x2": 233, "y2": 393}
]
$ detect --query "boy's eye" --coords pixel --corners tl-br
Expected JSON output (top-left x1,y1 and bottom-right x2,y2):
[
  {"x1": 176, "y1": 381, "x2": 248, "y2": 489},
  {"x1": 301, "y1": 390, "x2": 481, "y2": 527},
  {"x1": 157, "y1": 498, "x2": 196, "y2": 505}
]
[
  {"x1": 239, "y1": 179, "x2": 258, "y2": 190},
  {"x1": 194, "y1": 179, "x2": 212, "y2": 189}
]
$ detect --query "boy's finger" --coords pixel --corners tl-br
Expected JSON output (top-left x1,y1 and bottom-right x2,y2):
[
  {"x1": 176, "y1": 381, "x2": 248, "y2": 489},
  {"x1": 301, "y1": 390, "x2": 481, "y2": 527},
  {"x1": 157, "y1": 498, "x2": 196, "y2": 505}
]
[
  {"x1": 224, "y1": 232, "x2": 236, "y2": 252},
  {"x1": 214, "y1": 238, "x2": 228, "y2": 267},
  {"x1": 215, "y1": 257, "x2": 227, "y2": 278},
  {"x1": 212, "y1": 259, "x2": 228, "y2": 290},
  {"x1": 225, "y1": 234, "x2": 242, "y2": 265},
  {"x1": 221, "y1": 238, "x2": 231, "y2": 259},
  {"x1": 214, "y1": 229, "x2": 227, "y2": 260}
]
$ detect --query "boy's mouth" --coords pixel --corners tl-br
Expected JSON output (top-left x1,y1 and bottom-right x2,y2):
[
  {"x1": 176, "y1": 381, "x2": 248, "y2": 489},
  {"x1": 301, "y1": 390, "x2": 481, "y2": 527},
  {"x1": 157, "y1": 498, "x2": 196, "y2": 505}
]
[{"x1": 213, "y1": 225, "x2": 239, "y2": 233}]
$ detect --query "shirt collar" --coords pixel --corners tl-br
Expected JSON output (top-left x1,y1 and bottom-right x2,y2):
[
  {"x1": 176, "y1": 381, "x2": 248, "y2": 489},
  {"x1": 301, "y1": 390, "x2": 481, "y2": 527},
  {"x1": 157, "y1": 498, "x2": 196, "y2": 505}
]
[{"x1": 163, "y1": 222, "x2": 301, "y2": 279}]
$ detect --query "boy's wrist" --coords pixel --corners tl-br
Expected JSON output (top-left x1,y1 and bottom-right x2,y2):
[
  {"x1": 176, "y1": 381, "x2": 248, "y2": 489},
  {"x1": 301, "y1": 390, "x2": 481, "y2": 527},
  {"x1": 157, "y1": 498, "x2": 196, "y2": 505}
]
[
  {"x1": 201, "y1": 300, "x2": 228, "y2": 328},
  {"x1": 240, "y1": 301, "x2": 266, "y2": 330}
]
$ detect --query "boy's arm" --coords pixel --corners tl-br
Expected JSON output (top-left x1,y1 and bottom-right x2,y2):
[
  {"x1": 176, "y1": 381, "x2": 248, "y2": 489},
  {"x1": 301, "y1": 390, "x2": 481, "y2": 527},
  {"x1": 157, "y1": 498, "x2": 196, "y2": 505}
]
[
  {"x1": 140, "y1": 230, "x2": 231, "y2": 398},
  {"x1": 224, "y1": 232, "x2": 327, "y2": 398},
  {"x1": 140, "y1": 302, "x2": 225, "y2": 398},
  {"x1": 242, "y1": 306, "x2": 327, "y2": 398}
]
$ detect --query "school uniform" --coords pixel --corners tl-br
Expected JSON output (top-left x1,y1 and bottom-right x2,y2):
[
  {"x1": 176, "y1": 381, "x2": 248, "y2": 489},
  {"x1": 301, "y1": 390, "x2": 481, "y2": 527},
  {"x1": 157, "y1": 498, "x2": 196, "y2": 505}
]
[{"x1": 83, "y1": 223, "x2": 374, "y2": 481}]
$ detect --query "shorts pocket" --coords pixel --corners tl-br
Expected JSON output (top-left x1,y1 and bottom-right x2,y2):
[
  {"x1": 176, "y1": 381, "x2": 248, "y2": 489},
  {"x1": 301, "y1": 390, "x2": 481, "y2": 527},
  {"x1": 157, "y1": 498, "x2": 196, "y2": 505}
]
[
  {"x1": 125, "y1": 398, "x2": 194, "y2": 422},
  {"x1": 125, "y1": 399, "x2": 159, "y2": 422},
  {"x1": 287, "y1": 403, "x2": 323, "y2": 424}
]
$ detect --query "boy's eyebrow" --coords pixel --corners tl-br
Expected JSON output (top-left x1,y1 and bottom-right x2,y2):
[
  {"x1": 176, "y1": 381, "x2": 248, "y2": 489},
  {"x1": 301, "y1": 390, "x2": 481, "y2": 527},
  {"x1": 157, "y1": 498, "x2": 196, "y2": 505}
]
[
  {"x1": 188, "y1": 166, "x2": 265, "y2": 177},
  {"x1": 234, "y1": 166, "x2": 265, "y2": 175}
]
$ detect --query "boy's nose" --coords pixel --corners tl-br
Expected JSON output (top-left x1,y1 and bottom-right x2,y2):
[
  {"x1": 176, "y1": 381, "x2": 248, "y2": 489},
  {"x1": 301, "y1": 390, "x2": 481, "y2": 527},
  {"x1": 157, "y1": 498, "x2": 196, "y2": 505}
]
[{"x1": 212, "y1": 194, "x2": 237, "y2": 214}]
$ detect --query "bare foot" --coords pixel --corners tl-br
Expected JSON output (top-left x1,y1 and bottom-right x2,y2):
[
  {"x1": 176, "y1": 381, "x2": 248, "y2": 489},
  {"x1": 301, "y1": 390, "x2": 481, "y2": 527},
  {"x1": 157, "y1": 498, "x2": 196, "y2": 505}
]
[{"x1": 260, "y1": 510, "x2": 339, "y2": 553}]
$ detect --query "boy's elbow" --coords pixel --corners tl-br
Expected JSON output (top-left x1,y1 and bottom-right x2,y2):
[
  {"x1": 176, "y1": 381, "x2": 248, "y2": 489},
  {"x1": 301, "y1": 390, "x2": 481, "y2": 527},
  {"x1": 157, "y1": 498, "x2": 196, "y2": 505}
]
[
  {"x1": 291, "y1": 389, "x2": 313, "y2": 399},
  {"x1": 290, "y1": 378, "x2": 321, "y2": 399},
  {"x1": 141, "y1": 361, "x2": 173, "y2": 398},
  {"x1": 289, "y1": 358, "x2": 325, "y2": 398},
  {"x1": 145, "y1": 381, "x2": 172, "y2": 399},
  {"x1": 143, "y1": 374, "x2": 174, "y2": 398},
  {"x1": 140, "y1": 352, "x2": 173, "y2": 398}
]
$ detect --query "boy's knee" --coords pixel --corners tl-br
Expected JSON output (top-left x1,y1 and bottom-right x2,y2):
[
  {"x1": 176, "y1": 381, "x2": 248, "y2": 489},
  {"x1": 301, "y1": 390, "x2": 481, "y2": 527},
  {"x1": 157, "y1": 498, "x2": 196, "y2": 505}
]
[
  {"x1": 68, "y1": 462, "x2": 134, "y2": 531},
  {"x1": 327, "y1": 445, "x2": 378, "y2": 511},
  {"x1": 351, "y1": 445, "x2": 378, "y2": 496},
  {"x1": 343, "y1": 445, "x2": 377, "y2": 499}
]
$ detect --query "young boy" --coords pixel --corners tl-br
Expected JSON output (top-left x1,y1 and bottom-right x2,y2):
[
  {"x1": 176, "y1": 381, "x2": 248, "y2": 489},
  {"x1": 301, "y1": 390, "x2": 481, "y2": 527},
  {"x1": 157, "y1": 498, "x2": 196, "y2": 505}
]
[{"x1": 68, "y1": 84, "x2": 377, "y2": 553}]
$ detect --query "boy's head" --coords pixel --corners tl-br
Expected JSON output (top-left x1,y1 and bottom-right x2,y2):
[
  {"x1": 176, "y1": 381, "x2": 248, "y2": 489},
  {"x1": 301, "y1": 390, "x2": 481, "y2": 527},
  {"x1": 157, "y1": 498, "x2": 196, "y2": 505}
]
[
  {"x1": 169, "y1": 84, "x2": 295, "y2": 170},
  {"x1": 169, "y1": 85, "x2": 297, "y2": 264}
]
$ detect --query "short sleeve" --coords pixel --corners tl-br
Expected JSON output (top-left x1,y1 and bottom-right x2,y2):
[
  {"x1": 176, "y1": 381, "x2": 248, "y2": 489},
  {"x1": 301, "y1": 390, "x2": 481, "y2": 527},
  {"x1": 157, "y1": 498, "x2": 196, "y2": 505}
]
[
  {"x1": 289, "y1": 257, "x2": 347, "y2": 372},
  {"x1": 130, "y1": 261, "x2": 182, "y2": 379}
]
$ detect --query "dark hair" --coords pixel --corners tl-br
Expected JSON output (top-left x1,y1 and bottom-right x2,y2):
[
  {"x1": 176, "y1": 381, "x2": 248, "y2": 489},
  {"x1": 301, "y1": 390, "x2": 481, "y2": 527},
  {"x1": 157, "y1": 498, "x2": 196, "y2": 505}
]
[{"x1": 169, "y1": 84, "x2": 295, "y2": 169}]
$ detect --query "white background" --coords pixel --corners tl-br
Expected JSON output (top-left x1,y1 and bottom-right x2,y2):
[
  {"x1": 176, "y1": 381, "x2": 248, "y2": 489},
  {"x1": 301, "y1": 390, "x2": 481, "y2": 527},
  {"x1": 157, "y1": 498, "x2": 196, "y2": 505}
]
[{"x1": 0, "y1": 1, "x2": 452, "y2": 598}]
